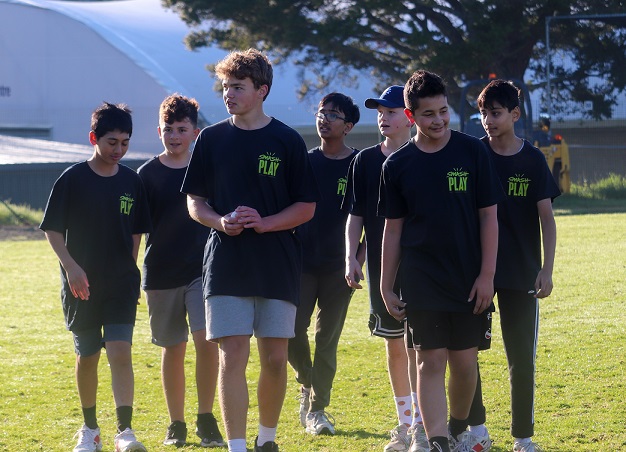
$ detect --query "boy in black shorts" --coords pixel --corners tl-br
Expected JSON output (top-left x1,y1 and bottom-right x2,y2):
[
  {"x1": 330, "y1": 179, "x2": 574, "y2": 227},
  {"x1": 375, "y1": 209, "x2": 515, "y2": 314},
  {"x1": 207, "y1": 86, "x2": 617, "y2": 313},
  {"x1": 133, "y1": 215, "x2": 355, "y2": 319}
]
[
  {"x1": 288, "y1": 92, "x2": 360, "y2": 436},
  {"x1": 474, "y1": 79, "x2": 560, "y2": 452},
  {"x1": 41, "y1": 102, "x2": 151, "y2": 452},
  {"x1": 344, "y1": 85, "x2": 429, "y2": 452},
  {"x1": 181, "y1": 49, "x2": 319, "y2": 452},
  {"x1": 378, "y1": 71, "x2": 503, "y2": 452},
  {"x1": 137, "y1": 94, "x2": 223, "y2": 448}
]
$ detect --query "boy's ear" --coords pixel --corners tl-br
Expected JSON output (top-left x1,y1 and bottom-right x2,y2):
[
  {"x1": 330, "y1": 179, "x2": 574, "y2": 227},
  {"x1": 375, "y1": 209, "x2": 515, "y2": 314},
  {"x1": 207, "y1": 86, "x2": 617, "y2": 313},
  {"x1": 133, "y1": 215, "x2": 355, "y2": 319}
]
[
  {"x1": 512, "y1": 106, "x2": 521, "y2": 122},
  {"x1": 257, "y1": 84, "x2": 269, "y2": 99},
  {"x1": 88, "y1": 131, "x2": 97, "y2": 145},
  {"x1": 343, "y1": 122, "x2": 354, "y2": 135},
  {"x1": 193, "y1": 128, "x2": 200, "y2": 139},
  {"x1": 404, "y1": 108, "x2": 415, "y2": 123},
  {"x1": 157, "y1": 126, "x2": 163, "y2": 139}
]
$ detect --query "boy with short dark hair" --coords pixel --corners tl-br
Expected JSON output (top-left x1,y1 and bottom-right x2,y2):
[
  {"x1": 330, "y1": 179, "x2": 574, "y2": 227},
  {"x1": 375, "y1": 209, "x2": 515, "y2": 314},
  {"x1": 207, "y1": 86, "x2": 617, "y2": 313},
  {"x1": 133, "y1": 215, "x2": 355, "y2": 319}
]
[
  {"x1": 137, "y1": 94, "x2": 224, "y2": 448},
  {"x1": 41, "y1": 102, "x2": 151, "y2": 452},
  {"x1": 344, "y1": 85, "x2": 429, "y2": 452},
  {"x1": 181, "y1": 49, "x2": 319, "y2": 452},
  {"x1": 288, "y1": 92, "x2": 359, "y2": 436},
  {"x1": 476, "y1": 79, "x2": 559, "y2": 452},
  {"x1": 379, "y1": 71, "x2": 503, "y2": 452}
]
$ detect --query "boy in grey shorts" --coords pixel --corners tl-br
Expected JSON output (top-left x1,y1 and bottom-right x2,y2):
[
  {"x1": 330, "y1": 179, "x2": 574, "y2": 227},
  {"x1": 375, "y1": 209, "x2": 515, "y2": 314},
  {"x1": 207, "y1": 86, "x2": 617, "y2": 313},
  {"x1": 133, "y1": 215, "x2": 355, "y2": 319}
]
[
  {"x1": 181, "y1": 49, "x2": 319, "y2": 452},
  {"x1": 137, "y1": 94, "x2": 223, "y2": 448}
]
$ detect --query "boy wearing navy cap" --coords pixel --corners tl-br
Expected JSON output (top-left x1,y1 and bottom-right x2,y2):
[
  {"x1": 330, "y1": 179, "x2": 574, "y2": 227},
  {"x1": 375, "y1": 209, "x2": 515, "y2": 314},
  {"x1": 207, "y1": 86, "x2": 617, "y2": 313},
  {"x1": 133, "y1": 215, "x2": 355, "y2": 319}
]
[{"x1": 344, "y1": 86, "x2": 428, "y2": 452}]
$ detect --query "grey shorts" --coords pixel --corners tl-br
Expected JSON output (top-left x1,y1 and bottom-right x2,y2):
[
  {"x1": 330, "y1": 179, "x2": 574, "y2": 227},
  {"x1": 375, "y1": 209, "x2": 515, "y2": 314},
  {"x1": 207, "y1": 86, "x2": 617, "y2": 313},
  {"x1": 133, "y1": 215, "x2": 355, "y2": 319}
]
[
  {"x1": 145, "y1": 277, "x2": 205, "y2": 347},
  {"x1": 72, "y1": 324, "x2": 134, "y2": 357},
  {"x1": 205, "y1": 295, "x2": 296, "y2": 341}
]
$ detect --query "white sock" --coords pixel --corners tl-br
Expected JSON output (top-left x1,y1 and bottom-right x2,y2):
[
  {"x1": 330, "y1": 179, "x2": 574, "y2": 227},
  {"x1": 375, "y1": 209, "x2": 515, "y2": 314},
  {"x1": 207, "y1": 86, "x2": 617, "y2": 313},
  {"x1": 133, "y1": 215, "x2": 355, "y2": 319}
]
[
  {"x1": 515, "y1": 437, "x2": 532, "y2": 445},
  {"x1": 469, "y1": 424, "x2": 488, "y2": 437},
  {"x1": 411, "y1": 392, "x2": 423, "y2": 425},
  {"x1": 394, "y1": 395, "x2": 412, "y2": 427},
  {"x1": 227, "y1": 438, "x2": 247, "y2": 452},
  {"x1": 257, "y1": 424, "x2": 277, "y2": 446}
]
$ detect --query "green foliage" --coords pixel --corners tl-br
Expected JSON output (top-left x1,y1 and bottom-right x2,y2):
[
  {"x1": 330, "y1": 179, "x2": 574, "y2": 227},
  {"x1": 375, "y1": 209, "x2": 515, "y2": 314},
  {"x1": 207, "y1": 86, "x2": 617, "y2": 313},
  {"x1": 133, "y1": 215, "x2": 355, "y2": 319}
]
[
  {"x1": 1, "y1": 213, "x2": 626, "y2": 450},
  {"x1": 163, "y1": 0, "x2": 626, "y2": 118},
  {"x1": 0, "y1": 200, "x2": 43, "y2": 226},
  {"x1": 571, "y1": 173, "x2": 626, "y2": 199}
]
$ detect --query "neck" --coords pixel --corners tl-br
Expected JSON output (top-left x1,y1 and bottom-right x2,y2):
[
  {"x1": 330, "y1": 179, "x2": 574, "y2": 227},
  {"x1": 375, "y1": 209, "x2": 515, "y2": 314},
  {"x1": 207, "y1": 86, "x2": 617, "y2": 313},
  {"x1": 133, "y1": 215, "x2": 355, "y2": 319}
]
[
  {"x1": 159, "y1": 150, "x2": 191, "y2": 168},
  {"x1": 87, "y1": 156, "x2": 118, "y2": 177},
  {"x1": 320, "y1": 140, "x2": 351, "y2": 159},
  {"x1": 414, "y1": 128, "x2": 451, "y2": 153},
  {"x1": 489, "y1": 134, "x2": 524, "y2": 156},
  {"x1": 382, "y1": 134, "x2": 411, "y2": 156},
  {"x1": 232, "y1": 110, "x2": 272, "y2": 130}
]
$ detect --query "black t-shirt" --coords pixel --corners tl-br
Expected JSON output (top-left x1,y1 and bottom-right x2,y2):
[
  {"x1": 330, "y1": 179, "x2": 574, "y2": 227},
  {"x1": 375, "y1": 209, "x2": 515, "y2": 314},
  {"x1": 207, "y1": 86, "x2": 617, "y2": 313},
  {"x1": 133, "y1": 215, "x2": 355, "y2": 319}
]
[
  {"x1": 40, "y1": 162, "x2": 152, "y2": 331},
  {"x1": 379, "y1": 131, "x2": 504, "y2": 312},
  {"x1": 342, "y1": 143, "x2": 387, "y2": 285},
  {"x1": 137, "y1": 156, "x2": 208, "y2": 290},
  {"x1": 297, "y1": 146, "x2": 357, "y2": 274},
  {"x1": 181, "y1": 118, "x2": 320, "y2": 305},
  {"x1": 483, "y1": 138, "x2": 561, "y2": 290}
]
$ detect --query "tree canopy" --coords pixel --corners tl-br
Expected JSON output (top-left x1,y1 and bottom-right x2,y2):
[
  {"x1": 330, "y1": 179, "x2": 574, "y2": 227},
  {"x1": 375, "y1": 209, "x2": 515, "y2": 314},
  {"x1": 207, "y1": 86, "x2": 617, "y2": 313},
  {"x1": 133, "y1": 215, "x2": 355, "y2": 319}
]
[{"x1": 163, "y1": 0, "x2": 626, "y2": 119}]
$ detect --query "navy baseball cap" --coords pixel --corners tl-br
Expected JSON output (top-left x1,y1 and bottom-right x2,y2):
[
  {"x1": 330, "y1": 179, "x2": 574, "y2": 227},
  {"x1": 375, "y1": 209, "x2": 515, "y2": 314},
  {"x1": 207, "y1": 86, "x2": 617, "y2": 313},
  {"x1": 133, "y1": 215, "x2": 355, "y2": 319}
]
[{"x1": 365, "y1": 85, "x2": 405, "y2": 109}]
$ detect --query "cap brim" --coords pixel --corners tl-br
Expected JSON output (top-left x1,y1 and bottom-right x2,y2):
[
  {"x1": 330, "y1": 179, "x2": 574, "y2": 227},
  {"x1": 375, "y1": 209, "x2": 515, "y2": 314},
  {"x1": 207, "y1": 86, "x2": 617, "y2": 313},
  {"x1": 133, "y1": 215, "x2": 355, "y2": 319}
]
[{"x1": 365, "y1": 99, "x2": 404, "y2": 109}]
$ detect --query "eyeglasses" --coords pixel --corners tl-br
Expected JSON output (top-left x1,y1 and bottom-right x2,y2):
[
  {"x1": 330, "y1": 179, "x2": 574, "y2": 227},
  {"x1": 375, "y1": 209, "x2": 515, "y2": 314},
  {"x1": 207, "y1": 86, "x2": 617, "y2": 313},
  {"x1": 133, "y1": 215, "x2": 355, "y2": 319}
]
[{"x1": 315, "y1": 112, "x2": 347, "y2": 122}]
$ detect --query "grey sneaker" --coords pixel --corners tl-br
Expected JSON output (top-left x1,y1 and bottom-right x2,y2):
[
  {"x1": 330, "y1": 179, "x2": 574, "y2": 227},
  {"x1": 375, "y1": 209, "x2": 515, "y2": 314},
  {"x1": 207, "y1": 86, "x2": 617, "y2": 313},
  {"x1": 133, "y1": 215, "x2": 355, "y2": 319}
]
[
  {"x1": 163, "y1": 421, "x2": 187, "y2": 447},
  {"x1": 384, "y1": 424, "x2": 410, "y2": 451},
  {"x1": 297, "y1": 386, "x2": 311, "y2": 428},
  {"x1": 513, "y1": 441, "x2": 542, "y2": 452},
  {"x1": 73, "y1": 425, "x2": 103, "y2": 452},
  {"x1": 305, "y1": 410, "x2": 335, "y2": 435},
  {"x1": 408, "y1": 424, "x2": 429, "y2": 452},
  {"x1": 466, "y1": 430, "x2": 492, "y2": 451},
  {"x1": 114, "y1": 428, "x2": 147, "y2": 452},
  {"x1": 450, "y1": 431, "x2": 472, "y2": 452}
]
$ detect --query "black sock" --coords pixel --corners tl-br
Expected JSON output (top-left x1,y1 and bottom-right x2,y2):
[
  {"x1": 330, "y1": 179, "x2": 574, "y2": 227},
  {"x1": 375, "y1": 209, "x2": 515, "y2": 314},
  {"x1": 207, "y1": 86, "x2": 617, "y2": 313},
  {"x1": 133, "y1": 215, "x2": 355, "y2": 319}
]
[
  {"x1": 429, "y1": 436, "x2": 450, "y2": 451},
  {"x1": 116, "y1": 406, "x2": 133, "y2": 433},
  {"x1": 82, "y1": 405, "x2": 98, "y2": 430},
  {"x1": 449, "y1": 415, "x2": 469, "y2": 440}
]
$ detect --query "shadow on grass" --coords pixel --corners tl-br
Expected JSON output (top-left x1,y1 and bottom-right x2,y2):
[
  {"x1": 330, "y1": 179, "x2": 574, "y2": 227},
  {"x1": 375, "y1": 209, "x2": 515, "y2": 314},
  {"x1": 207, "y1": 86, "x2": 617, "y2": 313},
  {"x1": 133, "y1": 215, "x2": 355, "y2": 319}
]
[{"x1": 553, "y1": 194, "x2": 626, "y2": 215}]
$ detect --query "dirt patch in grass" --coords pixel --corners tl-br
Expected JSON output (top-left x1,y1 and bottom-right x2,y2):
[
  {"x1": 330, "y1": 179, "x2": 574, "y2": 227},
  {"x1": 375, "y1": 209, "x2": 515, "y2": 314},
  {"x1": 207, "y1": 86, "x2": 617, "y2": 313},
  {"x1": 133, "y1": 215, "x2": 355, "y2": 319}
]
[{"x1": 0, "y1": 226, "x2": 45, "y2": 241}]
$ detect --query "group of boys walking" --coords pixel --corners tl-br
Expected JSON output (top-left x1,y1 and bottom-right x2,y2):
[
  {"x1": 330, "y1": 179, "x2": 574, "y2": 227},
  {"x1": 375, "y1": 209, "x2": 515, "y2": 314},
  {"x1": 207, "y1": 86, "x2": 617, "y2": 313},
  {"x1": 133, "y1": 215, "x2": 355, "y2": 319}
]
[{"x1": 41, "y1": 48, "x2": 558, "y2": 452}]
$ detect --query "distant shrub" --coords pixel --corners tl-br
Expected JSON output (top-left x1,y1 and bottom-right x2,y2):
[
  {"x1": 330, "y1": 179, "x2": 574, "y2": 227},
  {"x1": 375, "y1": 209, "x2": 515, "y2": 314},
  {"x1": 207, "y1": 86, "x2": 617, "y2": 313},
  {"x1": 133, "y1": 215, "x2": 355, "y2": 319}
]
[{"x1": 571, "y1": 173, "x2": 626, "y2": 199}]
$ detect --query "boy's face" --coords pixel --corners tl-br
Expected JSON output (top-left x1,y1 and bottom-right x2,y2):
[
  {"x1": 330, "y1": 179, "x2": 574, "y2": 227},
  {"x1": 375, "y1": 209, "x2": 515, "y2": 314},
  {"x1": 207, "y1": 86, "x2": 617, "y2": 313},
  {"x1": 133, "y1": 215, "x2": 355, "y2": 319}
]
[
  {"x1": 316, "y1": 102, "x2": 352, "y2": 140},
  {"x1": 377, "y1": 105, "x2": 412, "y2": 139},
  {"x1": 479, "y1": 101, "x2": 520, "y2": 138},
  {"x1": 222, "y1": 76, "x2": 268, "y2": 116},
  {"x1": 405, "y1": 94, "x2": 450, "y2": 142},
  {"x1": 158, "y1": 118, "x2": 199, "y2": 156},
  {"x1": 89, "y1": 130, "x2": 130, "y2": 166}
]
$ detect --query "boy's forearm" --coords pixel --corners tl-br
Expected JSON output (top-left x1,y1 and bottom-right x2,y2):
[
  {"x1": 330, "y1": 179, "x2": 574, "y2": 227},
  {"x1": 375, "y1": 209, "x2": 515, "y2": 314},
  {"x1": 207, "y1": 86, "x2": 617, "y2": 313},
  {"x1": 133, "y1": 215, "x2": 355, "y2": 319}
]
[
  {"x1": 345, "y1": 214, "x2": 364, "y2": 261},
  {"x1": 539, "y1": 202, "x2": 557, "y2": 273},
  {"x1": 187, "y1": 194, "x2": 221, "y2": 229},
  {"x1": 260, "y1": 201, "x2": 316, "y2": 232},
  {"x1": 44, "y1": 230, "x2": 75, "y2": 271},
  {"x1": 132, "y1": 234, "x2": 141, "y2": 263},
  {"x1": 478, "y1": 205, "x2": 498, "y2": 277},
  {"x1": 381, "y1": 218, "x2": 403, "y2": 293}
]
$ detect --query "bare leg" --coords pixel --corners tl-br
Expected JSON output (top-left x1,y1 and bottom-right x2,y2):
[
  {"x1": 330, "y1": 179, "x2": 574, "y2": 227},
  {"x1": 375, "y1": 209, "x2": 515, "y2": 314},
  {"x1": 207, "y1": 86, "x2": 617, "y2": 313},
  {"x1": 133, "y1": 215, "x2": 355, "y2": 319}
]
[
  {"x1": 193, "y1": 329, "x2": 219, "y2": 414},
  {"x1": 217, "y1": 335, "x2": 250, "y2": 440},
  {"x1": 386, "y1": 337, "x2": 411, "y2": 397},
  {"x1": 417, "y1": 348, "x2": 448, "y2": 439},
  {"x1": 161, "y1": 342, "x2": 186, "y2": 422},
  {"x1": 257, "y1": 337, "x2": 289, "y2": 428},
  {"x1": 76, "y1": 351, "x2": 101, "y2": 408},
  {"x1": 448, "y1": 348, "x2": 478, "y2": 421},
  {"x1": 106, "y1": 341, "x2": 134, "y2": 408}
]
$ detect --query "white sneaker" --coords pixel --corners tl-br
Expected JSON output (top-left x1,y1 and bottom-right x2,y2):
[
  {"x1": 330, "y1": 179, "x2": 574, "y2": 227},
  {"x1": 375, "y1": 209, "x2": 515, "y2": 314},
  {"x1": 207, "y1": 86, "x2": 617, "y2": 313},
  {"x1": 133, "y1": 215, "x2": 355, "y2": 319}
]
[
  {"x1": 73, "y1": 425, "x2": 103, "y2": 452},
  {"x1": 466, "y1": 430, "x2": 492, "y2": 451},
  {"x1": 384, "y1": 424, "x2": 410, "y2": 451},
  {"x1": 114, "y1": 428, "x2": 147, "y2": 452},
  {"x1": 297, "y1": 386, "x2": 311, "y2": 428},
  {"x1": 408, "y1": 424, "x2": 429, "y2": 452},
  {"x1": 305, "y1": 410, "x2": 335, "y2": 435},
  {"x1": 513, "y1": 441, "x2": 543, "y2": 452}
]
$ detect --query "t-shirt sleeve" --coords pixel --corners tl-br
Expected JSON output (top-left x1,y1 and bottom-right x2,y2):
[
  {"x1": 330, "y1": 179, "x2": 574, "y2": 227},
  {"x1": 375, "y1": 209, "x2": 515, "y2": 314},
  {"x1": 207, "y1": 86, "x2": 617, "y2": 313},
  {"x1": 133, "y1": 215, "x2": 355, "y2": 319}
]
[
  {"x1": 39, "y1": 169, "x2": 71, "y2": 233},
  {"x1": 476, "y1": 141, "x2": 505, "y2": 209},
  {"x1": 181, "y1": 130, "x2": 211, "y2": 200},
  {"x1": 378, "y1": 159, "x2": 406, "y2": 219}
]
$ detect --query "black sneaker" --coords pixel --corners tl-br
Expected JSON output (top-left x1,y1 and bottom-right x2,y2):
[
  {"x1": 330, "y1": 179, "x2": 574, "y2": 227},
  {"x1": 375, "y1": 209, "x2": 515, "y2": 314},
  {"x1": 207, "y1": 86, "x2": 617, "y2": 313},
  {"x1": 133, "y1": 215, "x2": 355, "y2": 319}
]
[
  {"x1": 254, "y1": 437, "x2": 279, "y2": 452},
  {"x1": 196, "y1": 413, "x2": 225, "y2": 448},
  {"x1": 163, "y1": 420, "x2": 187, "y2": 447}
]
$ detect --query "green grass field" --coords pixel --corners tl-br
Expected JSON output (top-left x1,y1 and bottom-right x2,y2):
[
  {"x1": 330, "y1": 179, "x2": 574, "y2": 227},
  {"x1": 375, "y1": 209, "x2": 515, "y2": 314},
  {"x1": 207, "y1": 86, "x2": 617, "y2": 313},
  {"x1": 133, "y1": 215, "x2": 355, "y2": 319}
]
[{"x1": 0, "y1": 203, "x2": 625, "y2": 451}]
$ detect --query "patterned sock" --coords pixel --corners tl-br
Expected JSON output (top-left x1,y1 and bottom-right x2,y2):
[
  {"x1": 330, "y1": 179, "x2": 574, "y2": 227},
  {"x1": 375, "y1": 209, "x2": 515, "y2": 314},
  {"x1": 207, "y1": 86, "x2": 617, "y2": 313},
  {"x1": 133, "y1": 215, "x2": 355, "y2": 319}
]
[
  {"x1": 394, "y1": 395, "x2": 413, "y2": 427},
  {"x1": 411, "y1": 392, "x2": 423, "y2": 425}
]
